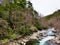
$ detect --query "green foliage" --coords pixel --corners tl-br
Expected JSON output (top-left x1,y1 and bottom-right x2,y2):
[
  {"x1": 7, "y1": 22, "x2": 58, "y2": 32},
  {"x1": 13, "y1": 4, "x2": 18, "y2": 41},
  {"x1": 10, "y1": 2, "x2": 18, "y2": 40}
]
[
  {"x1": 27, "y1": 1, "x2": 33, "y2": 9},
  {"x1": 35, "y1": 23, "x2": 43, "y2": 30},
  {"x1": 0, "y1": 11, "x2": 9, "y2": 19},
  {"x1": 0, "y1": 0, "x2": 43, "y2": 44},
  {"x1": 18, "y1": 26, "x2": 33, "y2": 35},
  {"x1": 0, "y1": 18, "x2": 9, "y2": 40},
  {"x1": 34, "y1": 18, "x2": 43, "y2": 30},
  {"x1": 0, "y1": 39, "x2": 9, "y2": 44},
  {"x1": 13, "y1": 0, "x2": 26, "y2": 9},
  {"x1": 45, "y1": 10, "x2": 60, "y2": 20}
]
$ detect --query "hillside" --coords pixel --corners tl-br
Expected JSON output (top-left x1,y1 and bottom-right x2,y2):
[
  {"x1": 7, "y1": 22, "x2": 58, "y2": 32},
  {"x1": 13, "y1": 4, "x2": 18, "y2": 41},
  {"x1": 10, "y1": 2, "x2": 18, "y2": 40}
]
[
  {"x1": 1, "y1": 0, "x2": 60, "y2": 45},
  {"x1": 0, "y1": 0, "x2": 45, "y2": 44},
  {"x1": 43, "y1": 10, "x2": 60, "y2": 34},
  {"x1": 45, "y1": 10, "x2": 60, "y2": 20}
]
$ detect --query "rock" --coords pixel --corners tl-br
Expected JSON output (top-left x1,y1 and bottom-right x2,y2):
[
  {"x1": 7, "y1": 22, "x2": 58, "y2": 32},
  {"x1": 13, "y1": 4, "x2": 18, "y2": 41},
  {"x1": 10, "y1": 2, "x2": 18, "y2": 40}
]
[{"x1": 7, "y1": 42, "x2": 20, "y2": 45}]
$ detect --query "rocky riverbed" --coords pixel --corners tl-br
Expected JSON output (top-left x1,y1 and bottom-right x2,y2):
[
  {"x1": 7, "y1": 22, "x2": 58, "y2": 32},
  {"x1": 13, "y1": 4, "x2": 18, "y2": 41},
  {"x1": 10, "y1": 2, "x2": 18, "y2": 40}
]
[{"x1": 2, "y1": 28, "x2": 60, "y2": 45}]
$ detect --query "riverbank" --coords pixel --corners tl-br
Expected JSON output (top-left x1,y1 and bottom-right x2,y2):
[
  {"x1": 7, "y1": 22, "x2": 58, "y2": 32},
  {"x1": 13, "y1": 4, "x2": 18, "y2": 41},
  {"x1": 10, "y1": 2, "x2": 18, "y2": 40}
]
[
  {"x1": 1, "y1": 28, "x2": 60, "y2": 45},
  {"x1": 3, "y1": 31, "x2": 41, "y2": 45}
]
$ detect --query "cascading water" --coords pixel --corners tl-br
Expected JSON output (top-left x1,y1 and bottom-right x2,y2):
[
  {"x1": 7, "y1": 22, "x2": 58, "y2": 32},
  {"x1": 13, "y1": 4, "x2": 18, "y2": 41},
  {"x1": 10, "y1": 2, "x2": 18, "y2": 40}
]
[
  {"x1": 38, "y1": 28, "x2": 57, "y2": 45},
  {"x1": 39, "y1": 36, "x2": 55, "y2": 45}
]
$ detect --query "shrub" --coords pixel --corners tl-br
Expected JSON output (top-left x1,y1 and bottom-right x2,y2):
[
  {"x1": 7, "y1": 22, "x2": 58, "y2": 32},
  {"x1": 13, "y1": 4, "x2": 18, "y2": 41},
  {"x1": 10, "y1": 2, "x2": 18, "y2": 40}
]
[
  {"x1": 18, "y1": 26, "x2": 33, "y2": 35},
  {"x1": 34, "y1": 19, "x2": 44, "y2": 30}
]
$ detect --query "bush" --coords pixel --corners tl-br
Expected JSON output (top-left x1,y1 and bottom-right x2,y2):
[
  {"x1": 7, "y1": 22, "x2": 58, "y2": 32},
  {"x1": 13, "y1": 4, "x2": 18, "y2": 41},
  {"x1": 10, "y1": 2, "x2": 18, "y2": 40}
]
[
  {"x1": 17, "y1": 26, "x2": 33, "y2": 35},
  {"x1": 34, "y1": 19, "x2": 44, "y2": 30}
]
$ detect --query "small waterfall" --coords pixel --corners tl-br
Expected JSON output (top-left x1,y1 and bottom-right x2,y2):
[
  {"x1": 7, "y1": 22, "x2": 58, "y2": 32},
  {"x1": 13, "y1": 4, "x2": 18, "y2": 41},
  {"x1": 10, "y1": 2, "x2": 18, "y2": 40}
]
[
  {"x1": 39, "y1": 28, "x2": 56, "y2": 45},
  {"x1": 39, "y1": 36, "x2": 55, "y2": 45}
]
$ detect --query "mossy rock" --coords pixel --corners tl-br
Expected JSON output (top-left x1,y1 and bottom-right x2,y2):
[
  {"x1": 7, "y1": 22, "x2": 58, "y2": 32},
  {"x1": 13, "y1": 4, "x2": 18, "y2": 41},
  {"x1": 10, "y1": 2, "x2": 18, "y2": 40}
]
[{"x1": 26, "y1": 39, "x2": 39, "y2": 45}]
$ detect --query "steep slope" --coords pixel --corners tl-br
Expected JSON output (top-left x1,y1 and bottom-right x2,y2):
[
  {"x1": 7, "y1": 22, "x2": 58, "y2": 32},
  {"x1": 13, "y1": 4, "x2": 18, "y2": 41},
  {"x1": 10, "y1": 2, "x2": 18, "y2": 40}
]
[
  {"x1": 45, "y1": 10, "x2": 60, "y2": 20},
  {"x1": 44, "y1": 10, "x2": 60, "y2": 34},
  {"x1": 0, "y1": 0, "x2": 44, "y2": 44}
]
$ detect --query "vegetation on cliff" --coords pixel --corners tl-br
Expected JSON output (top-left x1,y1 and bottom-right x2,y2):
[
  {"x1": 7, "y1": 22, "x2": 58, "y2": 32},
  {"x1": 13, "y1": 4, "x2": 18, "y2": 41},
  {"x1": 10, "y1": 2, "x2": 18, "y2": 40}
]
[
  {"x1": 45, "y1": 10, "x2": 60, "y2": 20},
  {"x1": 0, "y1": 0, "x2": 45, "y2": 44}
]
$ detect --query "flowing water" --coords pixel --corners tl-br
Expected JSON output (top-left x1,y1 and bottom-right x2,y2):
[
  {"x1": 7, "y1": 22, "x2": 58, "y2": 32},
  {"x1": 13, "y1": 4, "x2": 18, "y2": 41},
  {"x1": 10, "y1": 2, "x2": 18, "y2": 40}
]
[
  {"x1": 38, "y1": 28, "x2": 57, "y2": 45},
  {"x1": 39, "y1": 36, "x2": 55, "y2": 45}
]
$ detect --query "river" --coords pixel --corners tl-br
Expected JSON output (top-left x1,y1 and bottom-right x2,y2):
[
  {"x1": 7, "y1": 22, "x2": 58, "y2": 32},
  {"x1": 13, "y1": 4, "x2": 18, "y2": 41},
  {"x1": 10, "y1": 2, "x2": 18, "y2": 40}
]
[
  {"x1": 38, "y1": 28, "x2": 57, "y2": 45},
  {"x1": 39, "y1": 36, "x2": 56, "y2": 45},
  {"x1": 3, "y1": 28, "x2": 58, "y2": 45}
]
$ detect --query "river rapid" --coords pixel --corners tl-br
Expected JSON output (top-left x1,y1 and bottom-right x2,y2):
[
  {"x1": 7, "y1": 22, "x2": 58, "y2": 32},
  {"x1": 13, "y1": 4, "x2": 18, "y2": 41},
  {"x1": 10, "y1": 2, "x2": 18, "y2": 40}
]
[{"x1": 38, "y1": 28, "x2": 57, "y2": 45}]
